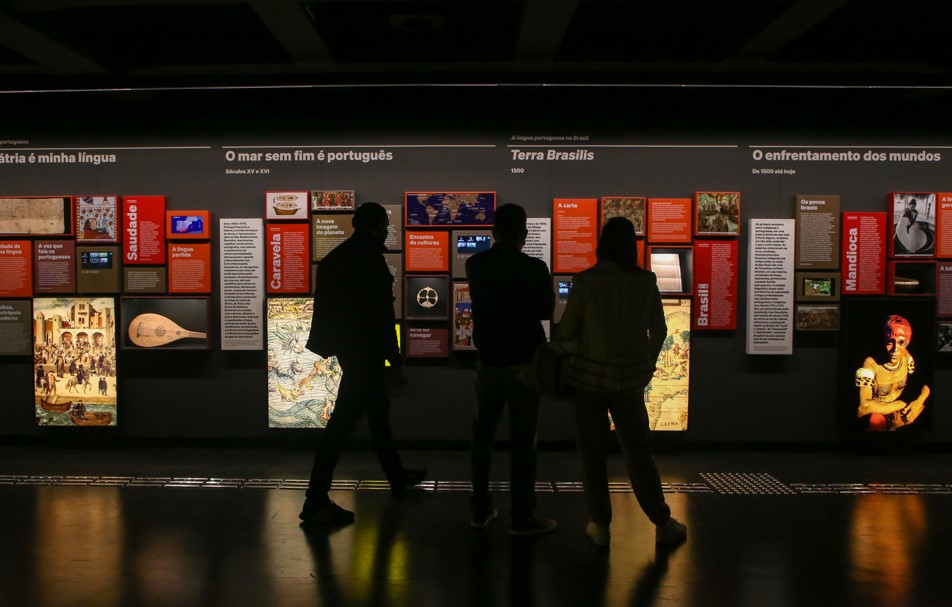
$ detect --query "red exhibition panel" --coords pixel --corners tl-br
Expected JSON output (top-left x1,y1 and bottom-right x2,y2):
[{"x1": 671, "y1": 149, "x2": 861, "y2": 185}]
[
  {"x1": 936, "y1": 193, "x2": 952, "y2": 258},
  {"x1": 841, "y1": 212, "x2": 886, "y2": 295},
  {"x1": 123, "y1": 196, "x2": 166, "y2": 264},
  {"x1": 553, "y1": 198, "x2": 597, "y2": 273},
  {"x1": 647, "y1": 198, "x2": 692, "y2": 243},
  {"x1": 168, "y1": 242, "x2": 211, "y2": 294},
  {"x1": 405, "y1": 230, "x2": 450, "y2": 272},
  {"x1": 267, "y1": 223, "x2": 310, "y2": 294},
  {"x1": 693, "y1": 240, "x2": 737, "y2": 330},
  {"x1": 0, "y1": 240, "x2": 32, "y2": 297}
]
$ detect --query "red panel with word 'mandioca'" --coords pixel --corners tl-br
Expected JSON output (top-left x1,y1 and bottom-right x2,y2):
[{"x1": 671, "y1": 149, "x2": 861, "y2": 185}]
[{"x1": 841, "y1": 212, "x2": 886, "y2": 295}]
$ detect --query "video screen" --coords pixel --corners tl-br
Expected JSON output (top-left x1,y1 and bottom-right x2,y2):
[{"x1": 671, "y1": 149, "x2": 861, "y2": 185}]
[
  {"x1": 170, "y1": 215, "x2": 205, "y2": 235},
  {"x1": 457, "y1": 234, "x2": 492, "y2": 256},
  {"x1": 80, "y1": 251, "x2": 113, "y2": 270},
  {"x1": 804, "y1": 278, "x2": 833, "y2": 297},
  {"x1": 558, "y1": 280, "x2": 573, "y2": 302}
]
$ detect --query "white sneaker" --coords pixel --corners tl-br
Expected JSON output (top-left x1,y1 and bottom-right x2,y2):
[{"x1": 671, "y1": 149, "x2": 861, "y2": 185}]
[
  {"x1": 585, "y1": 522, "x2": 610, "y2": 547},
  {"x1": 655, "y1": 517, "x2": 687, "y2": 545}
]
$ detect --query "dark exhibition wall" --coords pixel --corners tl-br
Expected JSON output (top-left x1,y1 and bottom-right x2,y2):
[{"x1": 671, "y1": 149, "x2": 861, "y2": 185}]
[{"x1": 2, "y1": 84, "x2": 952, "y2": 446}]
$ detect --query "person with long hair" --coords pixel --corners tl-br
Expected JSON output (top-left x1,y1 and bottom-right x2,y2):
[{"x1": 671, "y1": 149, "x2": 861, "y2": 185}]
[{"x1": 557, "y1": 217, "x2": 686, "y2": 547}]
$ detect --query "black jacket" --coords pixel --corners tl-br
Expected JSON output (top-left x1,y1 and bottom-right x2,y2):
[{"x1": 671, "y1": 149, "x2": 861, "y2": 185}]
[{"x1": 306, "y1": 229, "x2": 401, "y2": 366}]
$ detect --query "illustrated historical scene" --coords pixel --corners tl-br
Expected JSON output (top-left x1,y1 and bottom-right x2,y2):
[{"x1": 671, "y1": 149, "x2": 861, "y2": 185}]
[
  {"x1": 76, "y1": 196, "x2": 119, "y2": 242},
  {"x1": 406, "y1": 192, "x2": 495, "y2": 226},
  {"x1": 892, "y1": 192, "x2": 936, "y2": 256},
  {"x1": 452, "y1": 282, "x2": 474, "y2": 350},
  {"x1": 267, "y1": 298, "x2": 342, "y2": 429},
  {"x1": 33, "y1": 297, "x2": 117, "y2": 427},
  {"x1": 644, "y1": 299, "x2": 691, "y2": 431},
  {"x1": 601, "y1": 197, "x2": 646, "y2": 235},
  {"x1": 696, "y1": 192, "x2": 740, "y2": 235}
]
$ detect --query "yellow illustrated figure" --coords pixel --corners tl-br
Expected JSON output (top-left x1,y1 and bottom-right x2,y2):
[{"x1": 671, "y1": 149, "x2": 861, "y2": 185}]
[{"x1": 855, "y1": 315, "x2": 929, "y2": 431}]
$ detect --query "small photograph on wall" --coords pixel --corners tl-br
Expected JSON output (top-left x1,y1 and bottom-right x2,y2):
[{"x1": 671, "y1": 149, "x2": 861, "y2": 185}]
[
  {"x1": 841, "y1": 298, "x2": 935, "y2": 434},
  {"x1": 121, "y1": 297, "x2": 209, "y2": 349},
  {"x1": 937, "y1": 321, "x2": 952, "y2": 353},
  {"x1": 695, "y1": 192, "x2": 740, "y2": 236},
  {"x1": 795, "y1": 304, "x2": 840, "y2": 331},
  {"x1": 891, "y1": 192, "x2": 936, "y2": 257},
  {"x1": 405, "y1": 192, "x2": 495, "y2": 227},
  {"x1": 0, "y1": 196, "x2": 73, "y2": 236},
  {"x1": 311, "y1": 190, "x2": 355, "y2": 211},
  {"x1": 34, "y1": 296, "x2": 117, "y2": 427},
  {"x1": 601, "y1": 197, "x2": 646, "y2": 235},
  {"x1": 76, "y1": 196, "x2": 119, "y2": 243},
  {"x1": 795, "y1": 271, "x2": 841, "y2": 302},
  {"x1": 266, "y1": 191, "x2": 309, "y2": 221},
  {"x1": 267, "y1": 297, "x2": 342, "y2": 429}
]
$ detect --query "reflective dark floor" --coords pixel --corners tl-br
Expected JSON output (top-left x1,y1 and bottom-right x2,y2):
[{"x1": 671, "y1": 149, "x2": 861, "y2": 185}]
[{"x1": 2, "y1": 447, "x2": 951, "y2": 607}]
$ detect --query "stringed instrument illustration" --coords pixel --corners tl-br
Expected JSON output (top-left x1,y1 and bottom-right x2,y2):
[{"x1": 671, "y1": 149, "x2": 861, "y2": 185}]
[{"x1": 129, "y1": 313, "x2": 207, "y2": 347}]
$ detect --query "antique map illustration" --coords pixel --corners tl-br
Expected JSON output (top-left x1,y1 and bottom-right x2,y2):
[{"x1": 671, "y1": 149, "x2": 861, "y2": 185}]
[{"x1": 645, "y1": 298, "x2": 690, "y2": 431}]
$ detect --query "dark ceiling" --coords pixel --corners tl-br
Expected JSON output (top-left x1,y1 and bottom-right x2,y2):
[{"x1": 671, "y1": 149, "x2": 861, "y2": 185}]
[{"x1": 1, "y1": 0, "x2": 951, "y2": 91}]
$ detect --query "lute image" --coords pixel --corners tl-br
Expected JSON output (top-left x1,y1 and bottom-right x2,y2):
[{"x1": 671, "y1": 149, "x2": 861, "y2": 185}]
[{"x1": 129, "y1": 313, "x2": 207, "y2": 347}]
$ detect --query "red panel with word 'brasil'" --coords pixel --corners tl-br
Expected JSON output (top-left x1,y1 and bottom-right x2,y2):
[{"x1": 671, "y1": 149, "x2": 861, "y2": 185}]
[
  {"x1": 692, "y1": 240, "x2": 737, "y2": 330},
  {"x1": 841, "y1": 212, "x2": 886, "y2": 295}
]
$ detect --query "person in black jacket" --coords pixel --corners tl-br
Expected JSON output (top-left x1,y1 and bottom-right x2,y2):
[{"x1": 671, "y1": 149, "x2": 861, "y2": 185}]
[
  {"x1": 465, "y1": 203, "x2": 557, "y2": 536},
  {"x1": 301, "y1": 202, "x2": 425, "y2": 525}
]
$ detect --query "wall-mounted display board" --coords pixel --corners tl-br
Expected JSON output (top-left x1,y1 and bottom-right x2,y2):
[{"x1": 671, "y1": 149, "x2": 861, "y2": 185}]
[
  {"x1": 220, "y1": 218, "x2": 263, "y2": 350},
  {"x1": 266, "y1": 223, "x2": 309, "y2": 294},
  {"x1": 451, "y1": 230, "x2": 493, "y2": 278},
  {"x1": 266, "y1": 191, "x2": 309, "y2": 221},
  {"x1": 525, "y1": 218, "x2": 551, "y2": 269},
  {"x1": 267, "y1": 297, "x2": 341, "y2": 429},
  {"x1": 647, "y1": 198, "x2": 692, "y2": 244},
  {"x1": 939, "y1": 262, "x2": 952, "y2": 318},
  {"x1": 0, "y1": 196, "x2": 72, "y2": 236},
  {"x1": 648, "y1": 298, "x2": 691, "y2": 431},
  {"x1": 405, "y1": 275, "x2": 449, "y2": 320},
  {"x1": 695, "y1": 192, "x2": 740, "y2": 237},
  {"x1": 311, "y1": 190, "x2": 355, "y2": 211},
  {"x1": 405, "y1": 192, "x2": 495, "y2": 227},
  {"x1": 648, "y1": 246, "x2": 694, "y2": 297},
  {"x1": 311, "y1": 213, "x2": 354, "y2": 261},
  {"x1": 76, "y1": 196, "x2": 119, "y2": 243},
  {"x1": 693, "y1": 240, "x2": 737, "y2": 330},
  {"x1": 936, "y1": 193, "x2": 952, "y2": 258},
  {"x1": 795, "y1": 195, "x2": 840, "y2": 269},
  {"x1": 0, "y1": 300, "x2": 32, "y2": 356},
  {"x1": 33, "y1": 240, "x2": 76, "y2": 294},
  {"x1": 124, "y1": 267, "x2": 167, "y2": 294},
  {"x1": 405, "y1": 325, "x2": 450, "y2": 358},
  {"x1": 76, "y1": 245, "x2": 120, "y2": 294},
  {"x1": 0, "y1": 240, "x2": 32, "y2": 297},
  {"x1": 384, "y1": 253, "x2": 403, "y2": 319},
  {"x1": 746, "y1": 219, "x2": 794, "y2": 355},
  {"x1": 553, "y1": 198, "x2": 597, "y2": 273},
  {"x1": 452, "y1": 282, "x2": 474, "y2": 351},
  {"x1": 405, "y1": 230, "x2": 449, "y2": 272},
  {"x1": 794, "y1": 271, "x2": 841, "y2": 303},
  {"x1": 601, "y1": 197, "x2": 646, "y2": 235},
  {"x1": 121, "y1": 297, "x2": 209, "y2": 350},
  {"x1": 841, "y1": 298, "x2": 934, "y2": 434},
  {"x1": 123, "y1": 195, "x2": 165, "y2": 264},
  {"x1": 166, "y1": 210, "x2": 209, "y2": 240},
  {"x1": 841, "y1": 213, "x2": 886, "y2": 296},
  {"x1": 890, "y1": 192, "x2": 936, "y2": 258},
  {"x1": 33, "y1": 296, "x2": 117, "y2": 427},
  {"x1": 168, "y1": 242, "x2": 211, "y2": 294}
]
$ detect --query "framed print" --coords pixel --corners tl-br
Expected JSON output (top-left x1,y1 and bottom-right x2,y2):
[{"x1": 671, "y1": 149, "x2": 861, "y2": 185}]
[
  {"x1": 601, "y1": 196, "x2": 646, "y2": 235},
  {"x1": 166, "y1": 210, "x2": 210, "y2": 240},
  {"x1": 795, "y1": 271, "x2": 841, "y2": 302},
  {"x1": 452, "y1": 282, "x2": 474, "y2": 351},
  {"x1": 795, "y1": 304, "x2": 840, "y2": 331},
  {"x1": 267, "y1": 297, "x2": 342, "y2": 429},
  {"x1": 34, "y1": 296, "x2": 118, "y2": 427},
  {"x1": 405, "y1": 192, "x2": 495, "y2": 227},
  {"x1": 76, "y1": 196, "x2": 119, "y2": 243},
  {"x1": 840, "y1": 298, "x2": 934, "y2": 434},
  {"x1": 121, "y1": 296, "x2": 209, "y2": 349},
  {"x1": 887, "y1": 261, "x2": 936, "y2": 296},
  {"x1": 695, "y1": 192, "x2": 740, "y2": 236},
  {"x1": 0, "y1": 196, "x2": 73, "y2": 236},
  {"x1": 311, "y1": 190, "x2": 355, "y2": 211},
  {"x1": 890, "y1": 192, "x2": 936, "y2": 257},
  {"x1": 405, "y1": 275, "x2": 449, "y2": 320},
  {"x1": 266, "y1": 191, "x2": 309, "y2": 221},
  {"x1": 648, "y1": 246, "x2": 694, "y2": 296},
  {"x1": 938, "y1": 321, "x2": 952, "y2": 352}
]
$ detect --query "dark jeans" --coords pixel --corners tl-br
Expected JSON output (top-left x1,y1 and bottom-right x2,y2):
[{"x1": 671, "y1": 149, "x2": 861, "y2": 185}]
[
  {"x1": 470, "y1": 360, "x2": 540, "y2": 523},
  {"x1": 306, "y1": 361, "x2": 404, "y2": 502},
  {"x1": 570, "y1": 389, "x2": 670, "y2": 526}
]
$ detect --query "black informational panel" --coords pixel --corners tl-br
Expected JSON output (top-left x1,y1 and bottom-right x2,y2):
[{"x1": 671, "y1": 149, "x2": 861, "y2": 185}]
[{"x1": 2, "y1": 85, "x2": 952, "y2": 446}]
